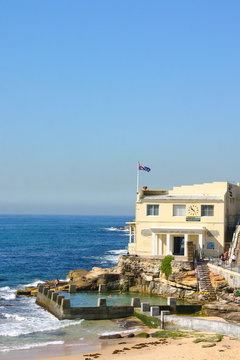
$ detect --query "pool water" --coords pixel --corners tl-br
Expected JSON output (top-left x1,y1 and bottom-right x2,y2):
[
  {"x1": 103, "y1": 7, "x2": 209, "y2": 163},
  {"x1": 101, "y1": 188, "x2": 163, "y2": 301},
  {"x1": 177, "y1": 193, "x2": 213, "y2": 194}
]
[{"x1": 62, "y1": 291, "x2": 186, "y2": 307}]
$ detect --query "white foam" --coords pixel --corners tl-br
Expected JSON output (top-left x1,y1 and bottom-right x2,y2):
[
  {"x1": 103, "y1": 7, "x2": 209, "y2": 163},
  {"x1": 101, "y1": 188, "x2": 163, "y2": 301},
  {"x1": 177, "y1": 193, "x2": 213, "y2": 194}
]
[
  {"x1": 100, "y1": 328, "x2": 141, "y2": 336},
  {"x1": 0, "y1": 310, "x2": 84, "y2": 337},
  {"x1": 101, "y1": 255, "x2": 119, "y2": 264},
  {"x1": 0, "y1": 286, "x2": 11, "y2": 292},
  {"x1": 0, "y1": 287, "x2": 16, "y2": 301},
  {"x1": 4, "y1": 313, "x2": 26, "y2": 321},
  {"x1": 1, "y1": 293, "x2": 16, "y2": 301},
  {"x1": 23, "y1": 280, "x2": 45, "y2": 288},
  {"x1": 104, "y1": 227, "x2": 129, "y2": 232},
  {"x1": 107, "y1": 249, "x2": 127, "y2": 255},
  {"x1": 0, "y1": 340, "x2": 64, "y2": 353}
]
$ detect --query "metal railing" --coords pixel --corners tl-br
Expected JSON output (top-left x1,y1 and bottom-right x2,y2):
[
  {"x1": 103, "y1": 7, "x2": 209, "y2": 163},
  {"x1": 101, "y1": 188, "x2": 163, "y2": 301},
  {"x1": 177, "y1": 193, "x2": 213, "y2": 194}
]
[{"x1": 208, "y1": 256, "x2": 240, "y2": 273}]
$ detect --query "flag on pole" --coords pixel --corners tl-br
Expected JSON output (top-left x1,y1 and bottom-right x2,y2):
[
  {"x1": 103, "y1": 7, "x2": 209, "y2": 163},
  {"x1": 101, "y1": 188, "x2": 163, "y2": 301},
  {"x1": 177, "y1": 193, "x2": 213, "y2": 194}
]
[{"x1": 138, "y1": 163, "x2": 151, "y2": 172}]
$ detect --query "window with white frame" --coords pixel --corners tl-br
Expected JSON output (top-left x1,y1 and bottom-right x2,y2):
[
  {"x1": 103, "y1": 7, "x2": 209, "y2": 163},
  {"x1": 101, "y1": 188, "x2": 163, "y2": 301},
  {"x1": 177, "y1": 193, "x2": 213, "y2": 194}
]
[
  {"x1": 173, "y1": 205, "x2": 186, "y2": 216},
  {"x1": 201, "y1": 205, "x2": 214, "y2": 216},
  {"x1": 147, "y1": 204, "x2": 159, "y2": 216}
]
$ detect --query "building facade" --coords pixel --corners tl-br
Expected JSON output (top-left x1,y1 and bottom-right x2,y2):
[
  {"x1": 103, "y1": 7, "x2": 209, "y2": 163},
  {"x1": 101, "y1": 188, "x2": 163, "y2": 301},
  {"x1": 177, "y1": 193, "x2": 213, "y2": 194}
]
[{"x1": 127, "y1": 182, "x2": 240, "y2": 260}]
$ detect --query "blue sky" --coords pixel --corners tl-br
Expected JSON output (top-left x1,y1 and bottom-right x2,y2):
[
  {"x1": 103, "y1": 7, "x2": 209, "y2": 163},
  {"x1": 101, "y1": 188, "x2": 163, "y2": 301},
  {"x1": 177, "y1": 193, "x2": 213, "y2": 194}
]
[{"x1": 1, "y1": 1, "x2": 240, "y2": 215}]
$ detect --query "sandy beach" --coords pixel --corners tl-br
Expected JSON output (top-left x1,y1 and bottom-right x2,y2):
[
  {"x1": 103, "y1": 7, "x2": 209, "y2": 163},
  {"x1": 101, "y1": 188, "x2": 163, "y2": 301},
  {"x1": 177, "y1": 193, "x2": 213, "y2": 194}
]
[{"x1": 37, "y1": 328, "x2": 240, "y2": 360}]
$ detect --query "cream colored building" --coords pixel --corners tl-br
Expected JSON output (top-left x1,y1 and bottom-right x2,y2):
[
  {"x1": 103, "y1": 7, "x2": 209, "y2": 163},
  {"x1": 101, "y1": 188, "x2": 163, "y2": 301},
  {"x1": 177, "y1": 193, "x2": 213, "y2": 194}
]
[{"x1": 127, "y1": 182, "x2": 240, "y2": 260}]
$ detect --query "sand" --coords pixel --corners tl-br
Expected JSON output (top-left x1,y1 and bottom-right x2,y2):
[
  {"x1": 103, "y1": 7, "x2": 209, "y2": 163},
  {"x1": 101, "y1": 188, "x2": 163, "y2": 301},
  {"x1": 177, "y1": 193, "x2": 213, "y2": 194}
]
[{"x1": 37, "y1": 330, "x2": 240, "y2": 360}]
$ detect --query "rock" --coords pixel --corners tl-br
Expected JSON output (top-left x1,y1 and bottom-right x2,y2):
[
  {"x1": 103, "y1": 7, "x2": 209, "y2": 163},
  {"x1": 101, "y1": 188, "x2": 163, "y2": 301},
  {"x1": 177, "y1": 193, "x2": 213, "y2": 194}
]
[
  {"x1": 126, "y1": 333, "x2": 135, "y2": 338},
  {"x1": 67, "y1": 269, "x2": 89, "y2": 282},
  {"x1": 99, "y1": 334, "x2": 122, "y2": 339},
  {"x1": 224, "y1": 312, "x2": 240, "y2": 322},
  {"x1": 203, "y1": 302, "x2": 240, "y2": 323},
  {"x1": 202, "y1": 343, "x2": 216, "y2": 348},
  {"x1": 210, "y1": 273, "x2": 228, "y2": 291},
  {"x1": 15, "y1": 289, "x2": 32, "y2": 296}
]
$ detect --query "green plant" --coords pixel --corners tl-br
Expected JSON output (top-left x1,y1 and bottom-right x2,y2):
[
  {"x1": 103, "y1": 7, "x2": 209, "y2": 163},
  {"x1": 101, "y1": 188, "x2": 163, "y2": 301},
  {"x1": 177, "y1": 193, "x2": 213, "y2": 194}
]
[
  {"x1": 152, "y1": 330, "x2": 188, "y2": 339},
  {"x1": 193, "y1": 334, "x2": 223, "y2": 343},
  {"x1": 160, "y1": 255, "x2": 174, "y2": 278},
  {"x1": 136, "y1": 332, "x2": 150, "y2": 338},
  {"x1": 134, "y1": 310, "x2": 159, "y2": 328}
]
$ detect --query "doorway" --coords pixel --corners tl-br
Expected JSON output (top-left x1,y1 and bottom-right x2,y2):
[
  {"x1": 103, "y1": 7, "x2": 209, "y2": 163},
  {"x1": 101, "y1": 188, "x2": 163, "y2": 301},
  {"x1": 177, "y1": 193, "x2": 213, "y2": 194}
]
[{"x1": 173, "y1": 236, "x2": 184, "y2": 255}]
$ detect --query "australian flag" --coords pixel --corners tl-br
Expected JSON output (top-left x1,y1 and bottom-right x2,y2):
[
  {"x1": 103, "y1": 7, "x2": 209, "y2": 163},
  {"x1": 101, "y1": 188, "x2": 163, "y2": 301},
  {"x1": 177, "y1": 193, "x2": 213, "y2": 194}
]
[{"x1": 138, "y1": 163, "x2": 151, "y2": 172}]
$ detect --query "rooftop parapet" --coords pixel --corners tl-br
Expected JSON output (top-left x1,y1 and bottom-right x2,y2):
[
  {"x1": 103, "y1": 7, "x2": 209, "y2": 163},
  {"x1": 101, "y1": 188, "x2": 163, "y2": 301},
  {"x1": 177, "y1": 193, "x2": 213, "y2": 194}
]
[{"x1": 138, "y1": 189, "x2": 168, "y2": 201}]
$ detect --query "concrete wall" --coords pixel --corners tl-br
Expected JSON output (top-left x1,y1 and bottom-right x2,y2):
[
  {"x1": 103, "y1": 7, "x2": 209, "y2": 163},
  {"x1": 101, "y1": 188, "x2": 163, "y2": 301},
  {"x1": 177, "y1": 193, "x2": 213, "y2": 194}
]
[
  {"x1": 36, "y1": 286, "x2": 134, "y2": 320},
  {"x1": 208, "y1": 263, "x2": 240, "y2": 287},
  {"x1": 164, "y1": 314, "x2": 240, "y2": 338}
]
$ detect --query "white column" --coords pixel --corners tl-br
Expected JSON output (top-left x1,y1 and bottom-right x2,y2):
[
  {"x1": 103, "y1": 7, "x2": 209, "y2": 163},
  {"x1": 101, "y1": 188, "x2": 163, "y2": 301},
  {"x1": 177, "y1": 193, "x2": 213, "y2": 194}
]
[
  {"x1": 129, "y1": 226, "x2": 132, "y2": 243},
  {"x1": 159, "y1": 235, "x2": 163, "y2": 256},
  {"x1": 152, "y1": 233, "x2": 157, "y2": 256},
  {"x1": 199, "y1": 233, "x2": 205, "y2": 258},
  {"x1": 184, "y1": 234, "x2": 188, "y2": 257},
  {"x1": 199, "y1": 233, "x2": 203, "y2": 249},
  {"x1": 166, "y1": 233, "x2": 171, "y2": 255}
]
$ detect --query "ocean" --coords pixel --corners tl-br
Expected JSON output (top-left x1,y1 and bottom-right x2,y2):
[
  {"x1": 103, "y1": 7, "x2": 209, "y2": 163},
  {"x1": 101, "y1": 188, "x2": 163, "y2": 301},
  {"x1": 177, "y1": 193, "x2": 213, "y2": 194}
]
[{"x1": 0, "y1": 214, "x2": 139, "y2": 357}]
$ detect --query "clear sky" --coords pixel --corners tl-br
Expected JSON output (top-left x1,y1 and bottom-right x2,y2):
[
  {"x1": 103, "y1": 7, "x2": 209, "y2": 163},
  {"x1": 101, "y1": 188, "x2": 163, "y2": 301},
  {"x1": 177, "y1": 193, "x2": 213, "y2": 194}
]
[{"x1": 1, "y1": 1, "x2": 240, "y2": 215}]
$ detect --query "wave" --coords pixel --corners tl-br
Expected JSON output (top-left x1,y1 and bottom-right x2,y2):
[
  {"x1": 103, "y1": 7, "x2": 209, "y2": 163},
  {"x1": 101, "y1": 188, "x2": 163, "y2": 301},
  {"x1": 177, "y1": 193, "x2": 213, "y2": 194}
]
[
  {"x1": 23, "y1": 280, "x2": 45, "y2": 288},
  {"x1": 107, "y1": 249, "x2": 127, "y2": 255},
  {"x1": 1, "y1": 340, "x2": 64, "y2": 353},
  {"x1": 0, "y1": 286, "x2": 15, "y2": 299},
  {"x1": 0, "y1": 286, "x2": 11, "y2": 292},
  {"x1": 99, "y1": 248, "x2": 128, "y2": 265},
  {"x1": 100, "y1": 327, "x2": 141, "y2": 336},
  {"x1": 4, "y1": 313, "x2": 26, "y2": 321},
  {"x1": 0, "y1": 315, "x2": 85, "y2": 337},
  {"x1": 103, "y1": 227, "x2": 129, "y2": 232},
  {"x1": 19, "y1": 278, "x2": 69, "y2": 289}
]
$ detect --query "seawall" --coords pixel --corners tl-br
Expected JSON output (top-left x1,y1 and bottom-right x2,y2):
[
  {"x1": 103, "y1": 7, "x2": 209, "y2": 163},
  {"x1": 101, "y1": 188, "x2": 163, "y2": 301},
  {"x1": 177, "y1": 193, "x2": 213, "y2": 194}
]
[
  {"x1": 36, "y1": 286, "x2": 134, "y2": 320},
  {"x1": 164, "y1": 314, "x2": 240, "y2": 338}
]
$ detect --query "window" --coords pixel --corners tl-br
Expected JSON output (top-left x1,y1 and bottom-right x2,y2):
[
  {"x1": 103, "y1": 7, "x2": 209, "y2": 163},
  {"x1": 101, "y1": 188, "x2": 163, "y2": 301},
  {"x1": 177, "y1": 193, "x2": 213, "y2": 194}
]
[
  {"x1": 147, "y1": 204, "x2": 159, "y2": 216},
  {"x1": 173, "y1": 205, "x2": 186, "y2": 216},
  {"x1": 201, "y1": 205, "x2": 214, "y2": 216}
]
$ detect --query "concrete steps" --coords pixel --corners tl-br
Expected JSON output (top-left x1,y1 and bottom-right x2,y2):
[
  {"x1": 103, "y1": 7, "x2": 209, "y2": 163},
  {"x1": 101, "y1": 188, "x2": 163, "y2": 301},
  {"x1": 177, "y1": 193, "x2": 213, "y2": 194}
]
[{"x1": 196, "y1": 261, "x2": 216, "y2": 300}]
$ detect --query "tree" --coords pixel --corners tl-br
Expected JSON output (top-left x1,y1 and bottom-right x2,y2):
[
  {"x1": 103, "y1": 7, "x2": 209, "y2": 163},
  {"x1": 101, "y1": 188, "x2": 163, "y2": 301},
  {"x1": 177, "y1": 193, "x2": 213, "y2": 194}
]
[{"x1": 160, "y1": 255, "x2": 174, "y2": 278}]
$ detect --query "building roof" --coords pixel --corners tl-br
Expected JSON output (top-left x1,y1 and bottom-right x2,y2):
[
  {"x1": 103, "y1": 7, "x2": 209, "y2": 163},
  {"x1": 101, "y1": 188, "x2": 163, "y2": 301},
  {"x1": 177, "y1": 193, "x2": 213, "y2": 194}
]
[{"x1": 140, "y1": 194, "x2": 223, "y2": 201}]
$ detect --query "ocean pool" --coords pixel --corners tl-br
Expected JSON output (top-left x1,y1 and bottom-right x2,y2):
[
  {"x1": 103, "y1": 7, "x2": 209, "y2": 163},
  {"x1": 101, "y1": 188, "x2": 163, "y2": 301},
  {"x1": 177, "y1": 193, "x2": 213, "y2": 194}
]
[{"x1": 61, "y1": 291, "x2": 187, "y2": 307}]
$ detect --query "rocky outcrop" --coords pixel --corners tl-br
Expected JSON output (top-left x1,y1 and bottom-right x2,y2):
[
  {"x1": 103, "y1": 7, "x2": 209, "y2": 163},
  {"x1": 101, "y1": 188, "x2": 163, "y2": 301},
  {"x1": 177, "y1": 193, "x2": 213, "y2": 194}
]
[
  {"x1": 67, "y1": 255, "x2": 198, "y2": 300},
  {"x1": 15, "y1": 281, "x2": 69, "y2": 297},
  {"x1": 203, "y1": 300, "x2": 240, "y2": 323},
  {"x1": 209, "y1": 273, "x2": 228, "y2": 293},
  {"x1": 67, "y1": 266, "x2": 120, "y2": 291},
  {"x1": 117, "y1": 255, "x2": 197, "y2": 300}
]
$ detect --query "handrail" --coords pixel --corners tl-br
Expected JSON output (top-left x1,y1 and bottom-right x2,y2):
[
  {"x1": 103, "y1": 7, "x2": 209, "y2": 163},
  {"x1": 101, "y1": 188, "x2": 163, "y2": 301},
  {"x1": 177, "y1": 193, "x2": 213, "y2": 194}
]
[{"x1": 228, "y1": 222, "x2": 240, "y2": 263}]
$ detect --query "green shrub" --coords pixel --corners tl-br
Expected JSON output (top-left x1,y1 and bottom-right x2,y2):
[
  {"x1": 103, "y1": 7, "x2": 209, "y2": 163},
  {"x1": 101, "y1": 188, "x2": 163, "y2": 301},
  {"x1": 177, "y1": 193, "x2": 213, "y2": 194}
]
[
  {"x1": 193, "y1": 334, "x2": 223, "y2": 343},
  {"x1": 152, "y1": 330, "x2": 187, "y2": 339},
  {"x1": 136, "y1": 332, "x2": 150, "y2": 338},
  {"x1": 160, "y1": 255, "x2": 174, "y2": 278}
]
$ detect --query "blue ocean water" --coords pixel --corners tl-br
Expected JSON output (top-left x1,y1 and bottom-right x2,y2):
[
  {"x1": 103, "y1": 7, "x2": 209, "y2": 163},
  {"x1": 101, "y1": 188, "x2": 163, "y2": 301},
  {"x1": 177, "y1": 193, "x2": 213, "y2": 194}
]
[
  {"x1": 0, "y1": 215, "x2": 131, "y2": 288},
  {"x1": 0, "y1": 215, "x2": 140, "y2": 357}
]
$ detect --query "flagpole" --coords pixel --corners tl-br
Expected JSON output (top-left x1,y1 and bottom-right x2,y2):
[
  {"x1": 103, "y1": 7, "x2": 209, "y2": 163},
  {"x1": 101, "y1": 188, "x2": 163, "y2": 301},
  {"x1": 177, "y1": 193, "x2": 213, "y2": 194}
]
[{"x1": 137, "y1": 162, "x2": 139, "y2": 195}]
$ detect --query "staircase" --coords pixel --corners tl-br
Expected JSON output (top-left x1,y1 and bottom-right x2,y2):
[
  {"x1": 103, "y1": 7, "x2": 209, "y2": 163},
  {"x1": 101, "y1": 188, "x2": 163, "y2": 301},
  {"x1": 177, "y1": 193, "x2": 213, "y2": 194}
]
[
  {"x1": 228, "y1": 223, "x2": 240, "y2": 265},
  {"x1": 196, "y1": 261, "x2": 216, "y2": 300}
]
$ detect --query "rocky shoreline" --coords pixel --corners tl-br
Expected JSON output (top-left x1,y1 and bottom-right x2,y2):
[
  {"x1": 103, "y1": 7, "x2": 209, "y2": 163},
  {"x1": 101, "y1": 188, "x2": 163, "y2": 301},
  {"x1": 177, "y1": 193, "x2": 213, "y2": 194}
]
[{"x1": 15, "y1": 255, "x2": 240, "y2": 323}]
